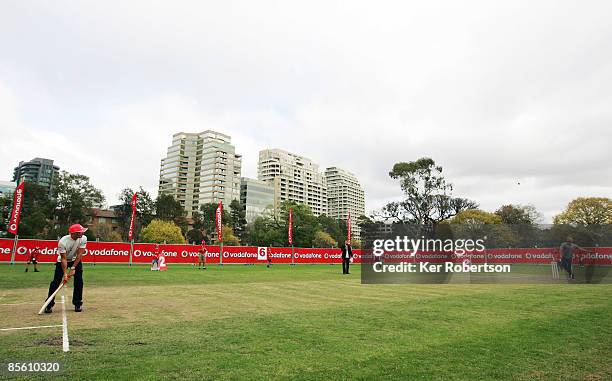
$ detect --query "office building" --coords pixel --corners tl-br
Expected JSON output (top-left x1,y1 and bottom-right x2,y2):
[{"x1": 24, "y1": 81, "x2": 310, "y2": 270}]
[
  {"x1": 240, "y1": 177, "x2": 275, "y2": 224},
  {"x1": 159, "y1": 130, "x2": 242, "y2": 217},
  {"x1": 12, "y1": 158, "x2": 60, "y2": 195},
  {"x1": 258, "y1": 149, "x2": 327, "y2": 216},
  {"x1": 325, "y1": 167, "x2": 365, "y2": 239}
]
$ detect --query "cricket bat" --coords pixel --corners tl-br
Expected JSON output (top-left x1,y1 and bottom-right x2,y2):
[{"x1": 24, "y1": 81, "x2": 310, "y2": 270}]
[{"x1": 38, "y1": 275, "x2": 72, "y2": 315}]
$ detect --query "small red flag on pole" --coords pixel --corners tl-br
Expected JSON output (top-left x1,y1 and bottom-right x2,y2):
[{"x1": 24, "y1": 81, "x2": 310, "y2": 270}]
[
  {"x1": 8, "y1": 182, "x2": 25, "y2": 235},
  {"x1": 216, "y1": 201, "x2": 223, "y2": 242},
  {"x1": 288, "y1": 208, "x2": 293, "y2": 246},
  {"x1": 128, "y1": 193, "x2": 138, "y2": 241}
]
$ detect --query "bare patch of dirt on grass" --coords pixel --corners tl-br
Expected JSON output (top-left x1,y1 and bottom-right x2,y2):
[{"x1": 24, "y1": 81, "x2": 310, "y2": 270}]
[{"x1": 35, "y1": 336, "x2": 89, "y2": 346}]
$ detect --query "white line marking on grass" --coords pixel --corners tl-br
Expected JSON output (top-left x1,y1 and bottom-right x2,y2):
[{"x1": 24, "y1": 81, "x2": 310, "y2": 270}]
[
  {"x1": 0, "y1": 325, "x2": 63, "y2": 331},
  {"x1": 61, "y1": 295, "x2": 69, "y2": 352}
]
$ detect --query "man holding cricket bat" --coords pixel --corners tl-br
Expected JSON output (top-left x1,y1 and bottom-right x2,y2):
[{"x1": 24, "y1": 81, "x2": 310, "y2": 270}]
[{"x1": 44, "y1": 224, "x2": 88, "y2": 313}]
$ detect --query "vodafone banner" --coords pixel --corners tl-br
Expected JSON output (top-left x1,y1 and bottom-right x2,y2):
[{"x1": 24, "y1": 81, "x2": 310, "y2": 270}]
[
  {"x1": 128, "y1": 193, "x2": 137, "y2": 241},
  {"x1": 1, "y1": 239, "x2": 612, "y2": 265},
  {"x1": 347, "y1": 211, "x2": 351, "y2": 242},
  {"x1": 216, "y1": 201, "x2": 223, "y2": 242},
  {"x1": 7, "y1": 182, "x2": 25, "y2": 235},
  {"x1": 0, "y1": 239, "x2": 14, "y2": 262},
  {"x1": 288, "y1": 208, "x2": 293, "y2": 246},
  {"x1": 363, "y1": 248, "x2": 612, "y2": 266}
]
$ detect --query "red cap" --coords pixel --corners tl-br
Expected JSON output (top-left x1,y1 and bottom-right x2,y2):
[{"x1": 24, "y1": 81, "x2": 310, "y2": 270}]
[{"x1": 69, "y1": 224, "x2": 88, "y2": 234}]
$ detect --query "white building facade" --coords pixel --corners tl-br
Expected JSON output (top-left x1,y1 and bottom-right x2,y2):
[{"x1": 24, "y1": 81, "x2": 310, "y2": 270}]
[
  {"x1": 325, "y1": 167, "x2": 365, "y2": 239},
  {"x1": 258, "y1": 149, "x2": 327, "y2": 217},
  {"x1": 159, "y1": 130, "x2": 242, "y2": 217}
]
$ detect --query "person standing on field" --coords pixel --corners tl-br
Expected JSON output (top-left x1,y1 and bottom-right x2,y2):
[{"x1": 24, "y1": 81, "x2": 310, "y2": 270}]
[
  {"x1": 559, "y1": 236, "x2": 592, "y2": 280},
  {"x1": 151, "y1": 244, "x2": 160, "y2": 270},
  {"x1": 197, "y1": 242, "x2": 207, "y2": 270},
  {"x1": 44, "y1": 224, "x2": 87, "y2": 313},
  {"x1": 25, "y1": 247, "x2": 41, "y2": 272},
  {"x1": 341, "y1": 240, "x2": 353, "y2": 274}
]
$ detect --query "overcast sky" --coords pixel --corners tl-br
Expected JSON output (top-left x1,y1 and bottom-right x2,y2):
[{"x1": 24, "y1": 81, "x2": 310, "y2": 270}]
[{"x1": 1, "y1": 1, "x2": 611, "y2": 222}]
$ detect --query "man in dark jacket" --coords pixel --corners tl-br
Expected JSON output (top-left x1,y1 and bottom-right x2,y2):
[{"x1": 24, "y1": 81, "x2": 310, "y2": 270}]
[{"x1": 340, "y1": 240, "x2": 353, "y2": 274}]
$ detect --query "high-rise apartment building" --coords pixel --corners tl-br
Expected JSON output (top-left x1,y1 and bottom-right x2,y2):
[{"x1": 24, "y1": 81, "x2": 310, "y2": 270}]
[
  {"x1": 159, "y1": 130, "x2": 242, "y2": 217},
  {"x1": 12, "y1": 158, "x2": 60, "y2": 195},
  {"x1": 240, "y1": 177, "x2": 275, "y2": 224},
  {"x1": 258, "y1": 149, "x2": 327, "y2": 216},
  {"x1": 325, "y1": 167, "x2": 365, "y2": 239}
]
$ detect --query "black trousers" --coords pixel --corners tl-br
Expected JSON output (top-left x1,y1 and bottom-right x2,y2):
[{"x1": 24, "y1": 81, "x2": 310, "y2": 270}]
[
  {"x1": 561, "y1": 257, "x2": 573, "y2": 277},
  {"x1": 47, "y1": 261, "x2": 83, "y2": 307},
  {"x1": 342, "y1": 258, "x2": 350, "y2": 274}
]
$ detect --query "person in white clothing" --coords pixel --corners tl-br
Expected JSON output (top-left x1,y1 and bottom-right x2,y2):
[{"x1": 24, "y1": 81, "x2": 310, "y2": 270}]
[{"x1": 44, "y1": 224, "x2": 87, "y2": 313}]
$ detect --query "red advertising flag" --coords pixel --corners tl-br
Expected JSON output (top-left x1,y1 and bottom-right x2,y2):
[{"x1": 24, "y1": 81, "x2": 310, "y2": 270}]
[
  {"x1": 128, "y1": 193, "x2": 138, "y2": 241},
  {"x1": 347, "y1": 210, "x2": 351, "y2": 242},
  {"x1": 8, "y1": 182, "x2": 25, "y2": 235},
  {"x1": 216, "y1": 201, "x2": 223, "y2": 242},
  {"x1": 288, "y1": 208, "x2": 293, "y2": 246}
]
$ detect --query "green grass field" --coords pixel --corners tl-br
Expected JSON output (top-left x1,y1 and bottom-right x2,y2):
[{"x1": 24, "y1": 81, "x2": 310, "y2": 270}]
[{"x1": 1, "y1": 263, "x2": 611, "y2": 380}]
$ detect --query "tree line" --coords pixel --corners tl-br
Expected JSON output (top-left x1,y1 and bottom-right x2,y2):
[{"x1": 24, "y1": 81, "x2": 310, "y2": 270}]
[{"x1": 1, "y1": 159, "x2": 610, "y2": 247}]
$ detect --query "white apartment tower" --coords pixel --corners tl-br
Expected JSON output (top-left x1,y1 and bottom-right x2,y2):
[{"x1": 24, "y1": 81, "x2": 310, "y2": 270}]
[
  {"x1": 159, "y1": 130, "x2": 242, "y2": 217},
  {"x1": 325, "y1": 167, "x2": 365, "y2": 239},
  {"x1": 258, "y1": 149, "x2": 327, "y2": 216}
]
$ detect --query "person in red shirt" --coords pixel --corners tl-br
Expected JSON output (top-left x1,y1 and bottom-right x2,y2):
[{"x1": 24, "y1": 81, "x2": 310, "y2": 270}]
[
  {"x1": 197, "y1": 243, "x2": 207, "y2": 270},
  {"x1": 151, "y1": 244, "x2": 160, "y2": 270},
  {"x1": 25, "y1": 247, "x2": 41, "y2": 272}
]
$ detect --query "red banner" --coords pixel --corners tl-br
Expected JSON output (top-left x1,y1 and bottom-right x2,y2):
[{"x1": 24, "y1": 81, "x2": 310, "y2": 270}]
[
  {"x1": 216, "y1": 201, "x2": 223, "y2": 242},
  {"x1": 347, "y1": 211, "x2": 351, "y2": 242},
  {"x1": 288, "y1": 208, "x2": 293, "y2": 246},
  {"x1": 0, "y1": 239, "x2": 14, "y2": 262},
  {"x1": 7, "y1": 182, "x2": 25, "y2": 235},
  {"x1": 2, "y1": 238, "x2": 612, "y2": 265},
  {"x1": 364, "y1": 247, "x2": 612, "y2": 266},
  {"x1": 128, "y1": 193, "x2": 137, "y2": 241}
]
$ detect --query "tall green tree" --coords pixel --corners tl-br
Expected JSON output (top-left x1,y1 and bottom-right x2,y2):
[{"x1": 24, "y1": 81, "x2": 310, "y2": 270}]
[
  {"x1": 450, "y1": 209, "x2": 502, "y2": 224},
  {"x1": 140, "y1": 219, "x2": 186, "y2": 244},
  {"x1": 380, "y1": 158, "x2": 477, "y2": 224},
  {"x1": 247, "y1": 202, "x2": 321, "y2": 247},
  {"x1": 248, "y1": 216, "x2": 284, "y2": 247},
  {"x1": 449, "y1": 209, "x2": 518, "y2": 248},
  {"x1": 222, "y1": 225, "x2": 240, "y2": 246},
  {"x1": 197, "y1": 202, "x2": 231, "y2": 237},
  {"x1": 186, "y1": 228, "x2": 205, "y2": 244},
  {"x1": 279, "y1": 202, "x2": 320, "y2": 247},
  {"x1": 0, "y1": 196, "x2": 10, "y2": 236},
  {"x1": 116, "y1": 187, "x2": 156, "y2": 241},
  {"x1": 52, "y1": 171, "x2": 105, "y2": 234},
  {"x1": 229, "y1": 200, "x2": 247, "y2": 242},
  {"x1": 317, "y1": 214, "x2": 343, "y2": 244},
  {"x1": 313, "y1": 231, "x2": 337, "y2": 248},
  {"x1": 155, "y1": 194, "x2": 187, "y2": 233},
  {"x1": 554, "y1": 197, "x2": 612, "y2": 225},
  {"x1": 495, "y1": 204, "x2": 541, "y2": 224}
]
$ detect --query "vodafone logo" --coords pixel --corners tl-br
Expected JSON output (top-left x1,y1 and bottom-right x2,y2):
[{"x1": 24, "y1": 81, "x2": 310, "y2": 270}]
[
  {"x1": 216, "y1": 210, "x2": 222, "y2": 227},
  {"x1": 8, "y1": 187, "x2": 24, "y2": 234}
]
